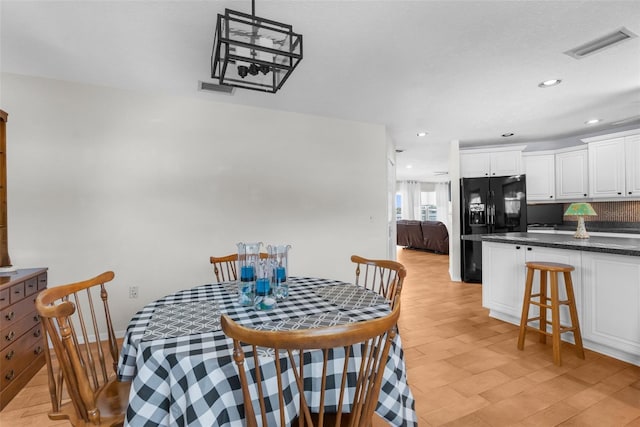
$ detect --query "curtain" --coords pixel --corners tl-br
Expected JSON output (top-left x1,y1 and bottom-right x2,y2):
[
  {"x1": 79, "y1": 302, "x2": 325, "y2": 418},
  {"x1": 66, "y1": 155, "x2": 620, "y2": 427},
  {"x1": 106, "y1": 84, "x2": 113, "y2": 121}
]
[
  {"x1": 435, "y1": 182, "x2": 450, "y2": 229},
  {"x1": 399, "y1": 181, "x2": 421, "y2": 220}
]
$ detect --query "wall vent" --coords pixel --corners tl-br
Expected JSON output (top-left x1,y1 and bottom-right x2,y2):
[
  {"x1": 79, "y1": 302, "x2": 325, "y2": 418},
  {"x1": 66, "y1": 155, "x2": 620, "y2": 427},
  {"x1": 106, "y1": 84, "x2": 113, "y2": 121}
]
[
  {"x1": 198, "y1": 81, "x2": 235, "y2": 95},
  {"x1": 564, "y1": 27, "x2": 637, "y2": 59}
]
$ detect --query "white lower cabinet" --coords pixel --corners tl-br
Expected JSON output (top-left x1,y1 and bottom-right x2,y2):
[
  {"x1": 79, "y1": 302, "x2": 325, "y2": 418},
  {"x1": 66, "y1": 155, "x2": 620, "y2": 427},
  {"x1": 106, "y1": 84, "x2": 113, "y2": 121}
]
[
  {"x1": 581, "y1": 252, "x2": 640, "y2": 360},
  {"x1": 482, "y1": 242, "x2": 526, "y2": 320},
  {"x1": 482, "y1": 242, "x2": 582, "y2": 326},
  {"x1": 483, "y1": 241, "x2": 639, "y2": 366}
]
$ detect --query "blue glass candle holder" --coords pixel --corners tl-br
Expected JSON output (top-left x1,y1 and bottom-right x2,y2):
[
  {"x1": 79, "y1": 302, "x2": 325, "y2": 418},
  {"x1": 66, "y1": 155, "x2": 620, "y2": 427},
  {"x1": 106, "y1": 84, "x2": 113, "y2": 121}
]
[
  {"x1": 267, "y1": 244, "x2": 291, "y2": 301},
  {"x1": 254, "y1": 258, "x2": 276, "y2": 310},
  {"x1": 237, "y1": 242, "x2": 262, "y2": 307},
  {"x1": 238, "y1": 265, "x2": 255, "y2": 306}
]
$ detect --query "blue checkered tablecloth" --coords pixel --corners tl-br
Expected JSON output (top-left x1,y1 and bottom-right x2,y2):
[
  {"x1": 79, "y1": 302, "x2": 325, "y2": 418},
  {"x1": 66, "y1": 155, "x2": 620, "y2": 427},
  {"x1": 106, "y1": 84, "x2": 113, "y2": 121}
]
[{"x1": 117, "y1": 277, "x2": 416, "y2": 426}]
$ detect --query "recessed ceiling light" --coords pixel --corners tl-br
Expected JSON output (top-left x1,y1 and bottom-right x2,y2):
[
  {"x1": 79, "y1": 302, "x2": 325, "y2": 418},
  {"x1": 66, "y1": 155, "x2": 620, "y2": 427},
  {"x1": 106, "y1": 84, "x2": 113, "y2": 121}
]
[
  {"x1": 585, "y1": 118, "x2": 602, "y2": 125},
  {"x1": 417, "y1": 132, "x2": 428, "y2": 137},
  {"x1": 406, "y1": 165, "x2": 413, "y2": 169},
  {"x1": 538, "y1": 79, "x2": 562, "y2": 88},
  {"x1": 502, "y1": 132, "x2": 515, "y2": 137}
]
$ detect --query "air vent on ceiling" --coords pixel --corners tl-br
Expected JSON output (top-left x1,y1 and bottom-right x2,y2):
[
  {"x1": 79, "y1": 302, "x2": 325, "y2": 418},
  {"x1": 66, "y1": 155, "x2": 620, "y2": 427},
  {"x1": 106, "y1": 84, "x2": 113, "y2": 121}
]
[
  {"x1": 198, "y1": 81, "x2": 235, "y2": 95},
  {"x1": 564, "y1": 27, "x2": 637, "y2": 59}
]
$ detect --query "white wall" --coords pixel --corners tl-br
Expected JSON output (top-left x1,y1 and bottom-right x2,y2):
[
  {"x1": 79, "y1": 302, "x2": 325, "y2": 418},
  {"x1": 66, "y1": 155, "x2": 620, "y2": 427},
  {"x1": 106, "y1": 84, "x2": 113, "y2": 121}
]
[
  {"x1": 449, "y1": 139, "x2": 461, "y2": 281},
  {"x1": 2, "y1": 73, "x2": 390, "y2": 333}
]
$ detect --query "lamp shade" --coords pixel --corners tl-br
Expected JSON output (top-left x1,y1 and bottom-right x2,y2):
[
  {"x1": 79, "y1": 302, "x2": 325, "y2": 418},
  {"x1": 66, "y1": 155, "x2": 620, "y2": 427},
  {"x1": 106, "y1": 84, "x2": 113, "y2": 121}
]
[{"x1": 564, "y1": 203, "x2": 597, "y2": 216}]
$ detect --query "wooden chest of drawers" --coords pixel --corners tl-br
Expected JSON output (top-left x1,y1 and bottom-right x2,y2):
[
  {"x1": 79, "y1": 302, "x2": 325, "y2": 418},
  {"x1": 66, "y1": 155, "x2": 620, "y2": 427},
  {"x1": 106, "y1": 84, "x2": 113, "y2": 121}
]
[{"x1": 0, "y1": 268, "x2": 47, "y2": 410}]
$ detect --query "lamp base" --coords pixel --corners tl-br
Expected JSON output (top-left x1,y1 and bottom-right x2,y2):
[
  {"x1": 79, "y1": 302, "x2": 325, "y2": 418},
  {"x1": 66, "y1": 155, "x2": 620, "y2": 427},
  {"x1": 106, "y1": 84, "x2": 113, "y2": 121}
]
[
  {"x1": 0, "y1": 265, "x2": 17, "y2": 274},
  {"x1": 574, "y1": 216, "x2": 590, "y2": 239}
]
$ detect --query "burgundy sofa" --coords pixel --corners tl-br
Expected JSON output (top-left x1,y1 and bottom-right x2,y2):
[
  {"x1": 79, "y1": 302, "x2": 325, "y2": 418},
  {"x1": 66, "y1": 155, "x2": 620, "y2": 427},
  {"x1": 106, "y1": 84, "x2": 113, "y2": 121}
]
[{"x1": 397, "y1": 220, "x2": 449, "y2": 254}]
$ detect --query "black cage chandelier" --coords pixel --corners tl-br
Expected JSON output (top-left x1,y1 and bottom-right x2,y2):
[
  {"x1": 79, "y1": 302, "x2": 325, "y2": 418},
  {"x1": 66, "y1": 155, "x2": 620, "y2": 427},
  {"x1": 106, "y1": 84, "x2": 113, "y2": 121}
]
[{"x1": 211, "y1": 0, "x2": 303, "y2": 93}]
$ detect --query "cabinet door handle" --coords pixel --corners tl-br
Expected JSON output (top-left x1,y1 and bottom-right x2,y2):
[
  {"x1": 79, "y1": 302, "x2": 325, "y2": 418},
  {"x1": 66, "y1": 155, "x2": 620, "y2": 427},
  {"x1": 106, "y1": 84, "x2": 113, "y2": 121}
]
[
  {"x1": 549, "y1": 195, "x2": 553, "y2": 198},
  {"x1": 5, "y1": 331, "x2": 15, "y2": 341},
  {"x1": 33, "y1": 329, "x2": 41, "y2": 338},
  {"x1": 516, "y1": 246, "x2": 521, "y2": 250},
  {"x1": 5, "y1": 350, "x2": 15, "y2": 360},
  {"x1": 33, "y1": 315, "x2": 40, "y2": 322},
  {"x1": 5, "y1": 311, "x2": 14, "y2": 321},
  {"x1": 583, "y1": 194, "x2": 587, "y2": 197},
  {"x1": 527, "y1": 247, "x2": 533, "y2": 251},
  {"x1": 34, "y1": 346, "x2": 43, "y2": 355},
  {"x1": 5, "y1": 370, "x2": 14, "y2": 381},
  {"x1": 629, "y1": 192, "x2": 632, "y2": 195},
  {"x1": 618, "y1": 192, "x2": 622, "y2": 195}
]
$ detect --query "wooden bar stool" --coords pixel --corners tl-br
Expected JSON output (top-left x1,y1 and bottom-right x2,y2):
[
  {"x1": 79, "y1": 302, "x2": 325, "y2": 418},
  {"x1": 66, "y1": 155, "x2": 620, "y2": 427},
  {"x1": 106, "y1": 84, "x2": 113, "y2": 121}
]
[{"x1": 517, "y1": 261, "x2": 585, "y2": 366}]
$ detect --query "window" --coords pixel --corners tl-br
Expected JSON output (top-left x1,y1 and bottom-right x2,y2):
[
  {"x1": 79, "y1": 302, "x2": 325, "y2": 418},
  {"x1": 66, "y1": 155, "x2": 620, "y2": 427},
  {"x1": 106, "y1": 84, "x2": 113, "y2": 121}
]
[
  {"x1": 420, "y1": 191, "x2": 437, "y2": 221},
  {"x1": 395, "y1": 191, "x2": 438, "y2": 221}
]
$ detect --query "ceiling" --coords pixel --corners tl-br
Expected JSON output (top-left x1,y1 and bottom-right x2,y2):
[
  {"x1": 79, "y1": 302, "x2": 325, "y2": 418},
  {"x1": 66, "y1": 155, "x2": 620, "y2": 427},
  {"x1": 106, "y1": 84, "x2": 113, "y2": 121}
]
[{"x1": 1, "y1": 1, "x2": 640, "y2": 182}]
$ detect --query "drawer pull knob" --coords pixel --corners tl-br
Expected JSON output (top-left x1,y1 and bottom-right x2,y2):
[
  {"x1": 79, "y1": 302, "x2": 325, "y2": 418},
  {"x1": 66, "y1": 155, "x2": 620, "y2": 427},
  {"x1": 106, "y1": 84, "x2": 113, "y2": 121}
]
[
  {"x1": 33, "y1": 329, "x2": 41, "y2": 338},
  {"x1": 33, "y1": 315, "x2": 40, "y2": 322},
  {"x1": 28, "y1": 283, "x2": 34, "y2": 288},
  {"x1": 5, "y1": 350, "x2": 14, "y2": 360},
  {"x1": 5, "y1": 370, "x2": 14, "y2": 381},
  {"x1": 5, "y1": 331, "x2": 15, "y2": 341},
  {"x1": 14, "y1": 289, "x2": 21, "y2": 294},
  {"x1": 5, "y1": 311, "x2": 14, "y2": 321},
  {"x1": 34, "y1": 346, "x2": 43, "y2": 355}
]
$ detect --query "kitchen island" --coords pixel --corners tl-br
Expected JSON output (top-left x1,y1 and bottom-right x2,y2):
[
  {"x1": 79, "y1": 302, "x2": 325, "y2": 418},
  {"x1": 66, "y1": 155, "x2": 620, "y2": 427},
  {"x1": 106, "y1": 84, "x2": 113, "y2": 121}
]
[{"x1": 481, "y1": 232, "x2": 640, "y2": 366}]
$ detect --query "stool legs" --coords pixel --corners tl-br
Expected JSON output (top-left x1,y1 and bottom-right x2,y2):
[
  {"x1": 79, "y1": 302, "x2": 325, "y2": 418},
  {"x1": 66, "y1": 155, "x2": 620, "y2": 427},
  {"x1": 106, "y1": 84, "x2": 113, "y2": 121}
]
[
  {"x1": 517, "y1": 263, "x2": 585, "y2": 366},
  {"x1": 539, "y1": 270, "x2": 548, "y2": 344},
  {"x1": 550, "y1": 272, "x2": 562, "y2": 366},
  {"x1": 517, "y1": 267, "x2": 534, "y2": 351},
  {"x1": 564, "y1": 271, "x2": 585, "y2": 360}
]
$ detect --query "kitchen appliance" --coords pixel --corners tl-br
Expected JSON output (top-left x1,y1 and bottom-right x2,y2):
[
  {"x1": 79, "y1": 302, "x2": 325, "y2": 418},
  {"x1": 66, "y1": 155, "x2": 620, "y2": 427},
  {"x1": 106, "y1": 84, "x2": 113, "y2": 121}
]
[
  {"x1": 527, "y1": 203, "x2": 564, "y2": 227},
  {"x1": 460, "y1": 175, "x2": 527, "y2": 283}
]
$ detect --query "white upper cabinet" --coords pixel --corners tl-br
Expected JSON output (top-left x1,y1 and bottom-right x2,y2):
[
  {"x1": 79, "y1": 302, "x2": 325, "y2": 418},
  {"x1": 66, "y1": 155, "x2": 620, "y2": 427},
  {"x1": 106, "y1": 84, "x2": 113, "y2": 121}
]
[
  {"x1": 460, "y1": 146, "x2": 524, "y2": 178},
  {"x1": 460, "y1": 151, "x2": 491, "y2": 177},
  {"x1": 555, "y1": 147, "x2": 589, "y2": 200},
  {"x1": 523, "y1": 152, "x2": 555, "y2": 201},
  {"x1": 625, "y1": 135, "x2": 640, "y2": 196},
  {"x1": 586, "y1": 132, "x2": 640, "y2": 198},
  {"x1": 588, "y1": 137, "x2": 626, "y2": 198}
]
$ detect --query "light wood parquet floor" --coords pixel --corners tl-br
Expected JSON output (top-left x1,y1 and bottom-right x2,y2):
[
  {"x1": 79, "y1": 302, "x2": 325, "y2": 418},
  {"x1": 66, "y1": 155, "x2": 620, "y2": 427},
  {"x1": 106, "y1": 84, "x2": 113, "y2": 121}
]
[{"x1": 1, "y1": 248, "x2": 639, "y2": 426}]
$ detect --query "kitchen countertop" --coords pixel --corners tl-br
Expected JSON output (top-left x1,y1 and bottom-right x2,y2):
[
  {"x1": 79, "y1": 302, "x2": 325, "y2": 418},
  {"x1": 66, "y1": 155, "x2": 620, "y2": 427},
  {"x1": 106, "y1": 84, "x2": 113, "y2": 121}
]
[{"x1": 480, "y1": 232, "x2": 640, "y2": 256}]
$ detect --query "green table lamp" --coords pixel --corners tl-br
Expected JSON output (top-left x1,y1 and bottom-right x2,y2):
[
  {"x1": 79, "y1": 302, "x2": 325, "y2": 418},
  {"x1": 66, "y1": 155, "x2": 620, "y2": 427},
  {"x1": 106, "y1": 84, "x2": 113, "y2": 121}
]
[{"x1": 564, "y1": 202, "x2": 597, "y2": 239}]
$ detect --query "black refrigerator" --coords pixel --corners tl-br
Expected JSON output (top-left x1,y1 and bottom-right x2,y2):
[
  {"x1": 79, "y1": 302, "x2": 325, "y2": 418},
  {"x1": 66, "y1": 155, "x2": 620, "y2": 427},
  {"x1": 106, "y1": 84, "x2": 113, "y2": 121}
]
[{"x1": 460, "y1": 175, "x2": 527, "y2": 283}]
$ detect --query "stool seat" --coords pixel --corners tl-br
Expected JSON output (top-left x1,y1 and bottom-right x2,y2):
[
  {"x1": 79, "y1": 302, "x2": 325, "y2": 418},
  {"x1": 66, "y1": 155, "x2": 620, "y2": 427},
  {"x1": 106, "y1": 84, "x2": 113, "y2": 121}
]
[
  {"x1": 525, "y1": 261, "x2": 574, "y2": 273},
  {"x1": 518, "y1": 261, "x2": 585, "y2": 366}
]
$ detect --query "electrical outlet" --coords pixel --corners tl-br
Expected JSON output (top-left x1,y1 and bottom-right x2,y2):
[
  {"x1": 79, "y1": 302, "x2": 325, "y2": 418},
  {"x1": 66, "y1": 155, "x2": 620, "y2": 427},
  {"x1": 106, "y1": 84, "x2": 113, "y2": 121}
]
[{"x1": 129, "y1": 286, "x2": 139, "y2": 299}]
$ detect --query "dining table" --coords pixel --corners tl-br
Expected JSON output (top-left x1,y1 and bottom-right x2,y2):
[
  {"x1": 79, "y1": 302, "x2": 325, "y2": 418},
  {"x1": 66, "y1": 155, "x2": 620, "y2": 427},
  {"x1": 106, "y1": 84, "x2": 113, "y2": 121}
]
[{"x1": 117, "y1": 276, "x2": 417, "y2": 426}]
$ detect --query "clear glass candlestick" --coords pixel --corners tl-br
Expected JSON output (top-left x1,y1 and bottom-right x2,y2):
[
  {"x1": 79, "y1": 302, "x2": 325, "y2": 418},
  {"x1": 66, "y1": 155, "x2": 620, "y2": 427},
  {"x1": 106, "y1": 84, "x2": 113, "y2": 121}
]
[
  {"x1": 236, "y1": 242, "x2": 262, "y2": 306},
  {"x1": 268, "y1": 244, "x2": 291, "y2": 301}
]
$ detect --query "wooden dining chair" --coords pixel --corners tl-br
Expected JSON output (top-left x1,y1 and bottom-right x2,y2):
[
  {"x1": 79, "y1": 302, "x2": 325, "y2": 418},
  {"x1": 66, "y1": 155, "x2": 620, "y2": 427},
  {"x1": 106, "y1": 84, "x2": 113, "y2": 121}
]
[
  {"x1": 209, "y1": 252, "x2": 269, "y2": 282},
  {"x1": 221, "y1": 302, "x2": 401, "y2": 427},
  {"x1": 351, "y1": 255, "x2": 407, "y2": 308},
  {"x1": 35, "y1": 271, "x2": 130, "y2": 427}
]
